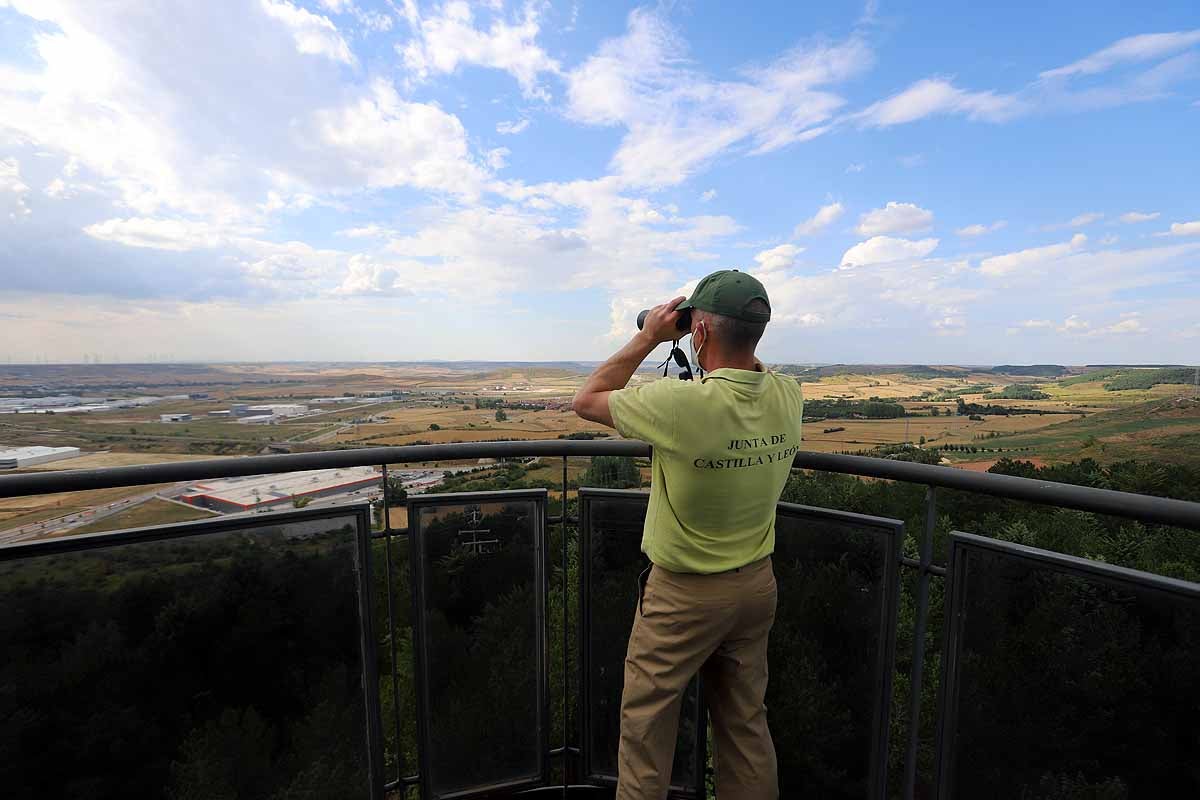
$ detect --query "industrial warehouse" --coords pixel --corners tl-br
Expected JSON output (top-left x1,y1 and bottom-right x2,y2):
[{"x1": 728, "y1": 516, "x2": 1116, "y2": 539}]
[
  {"x1": 0, "y1": 446, "x2": 83, "y2": 469},
  {"x1": 179, "y1": 467, "x2": 380, "y2": 513}
]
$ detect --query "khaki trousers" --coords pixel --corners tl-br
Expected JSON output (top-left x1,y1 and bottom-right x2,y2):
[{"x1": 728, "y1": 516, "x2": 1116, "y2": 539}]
[{"x1": 616, "y1": 556, "x2": 779, "y2": 800}]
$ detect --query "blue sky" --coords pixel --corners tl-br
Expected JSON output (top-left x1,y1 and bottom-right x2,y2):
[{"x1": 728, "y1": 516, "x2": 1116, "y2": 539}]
[{"x1": 0, "y1": 0, "x2": 1197, "y2": 365}]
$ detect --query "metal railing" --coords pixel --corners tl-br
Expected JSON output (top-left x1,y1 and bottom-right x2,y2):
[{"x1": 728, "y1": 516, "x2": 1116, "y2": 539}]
[{"x1": 2, "y1": 440, "x2": 1199, "y2": 800}]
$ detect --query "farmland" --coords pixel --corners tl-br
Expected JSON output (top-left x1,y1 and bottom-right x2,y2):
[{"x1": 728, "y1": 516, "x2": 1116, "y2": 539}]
[{"x1": 1, "y1": 361, "x2": 1197, "y2": 488}]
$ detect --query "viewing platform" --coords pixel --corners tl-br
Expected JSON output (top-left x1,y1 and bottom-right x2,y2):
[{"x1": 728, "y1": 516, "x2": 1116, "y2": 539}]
[{"x1": 1, "y1": 441, "x2": 1198, "y2": 799}]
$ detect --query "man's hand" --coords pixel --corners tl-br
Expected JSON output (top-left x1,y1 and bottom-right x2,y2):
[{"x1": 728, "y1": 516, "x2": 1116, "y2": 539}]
[
  {"x1": 572, "y1": 300, "x2": 685, "y2": 427},
  {"x1": 639, "y1": 296, "x2": 688, "y2": 344}
]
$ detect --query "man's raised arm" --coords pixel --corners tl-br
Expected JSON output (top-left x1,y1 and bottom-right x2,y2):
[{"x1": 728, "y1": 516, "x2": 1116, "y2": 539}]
[{"x1": 571, "y1": 296, "x2": 686, "y2": 428}]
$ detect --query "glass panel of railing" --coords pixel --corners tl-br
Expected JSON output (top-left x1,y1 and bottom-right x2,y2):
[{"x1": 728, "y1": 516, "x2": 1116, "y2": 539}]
[
  {"x1": 0, "y1": 506, "x2": 381, "y2": 800},
  {"x1": 578, "y1": 488, "x2": 703, "y2": 795},
  {"x1": 373, "y1": 529, "x2": 418, "y2": 789},
  {"x1": 937, "y1": 532, "x2": 1200, "y2": 799},
  {"x1": 771, "y1": 503, "x2": 903, "y2": 800},
  {"x1": 407, "y1": 490, "x2": 547, "y2": 799}
]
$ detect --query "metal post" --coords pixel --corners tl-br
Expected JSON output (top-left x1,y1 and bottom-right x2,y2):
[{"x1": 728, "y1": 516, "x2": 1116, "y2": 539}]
[
  {"x1": 380, "y1": 465, "x2": 405, "y2": 792},
  {"x1": 561, "y1": 454, "x2": 569, "y2": 796},
  {"x1": 903, "y1": 486, "x2": 937, "y2": 799}
]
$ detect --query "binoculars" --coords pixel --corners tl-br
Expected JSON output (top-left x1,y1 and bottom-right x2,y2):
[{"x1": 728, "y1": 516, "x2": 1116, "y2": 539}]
[{"x1": 636, "y1": 308, "x2": 692, "y2": 334}]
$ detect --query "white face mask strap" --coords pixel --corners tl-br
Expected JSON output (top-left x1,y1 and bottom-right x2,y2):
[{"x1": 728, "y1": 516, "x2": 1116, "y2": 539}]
[{"x1": 692, "y1": 322, "x2": 706, "y2": 377}]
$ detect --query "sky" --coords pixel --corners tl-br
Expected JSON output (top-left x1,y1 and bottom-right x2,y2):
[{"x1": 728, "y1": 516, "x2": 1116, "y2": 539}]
[{"x1": 0, "y1": 0, "x2": 1198, "y2": 366}]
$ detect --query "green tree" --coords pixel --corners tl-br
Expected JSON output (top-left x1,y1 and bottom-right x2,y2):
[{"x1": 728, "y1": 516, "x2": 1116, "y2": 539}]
[
  {"x1": 429, "y1": 423, "x2": 441, "y2": 431},
  {"x1": 384, "y1": 475, "x2": 408, "y2": 505},
  {"x1": 495, "y1": 409, "x2": 508, "y2": 422},
  {"x1": 581, "y1": 456, "x2": 641, "y2": 488}
]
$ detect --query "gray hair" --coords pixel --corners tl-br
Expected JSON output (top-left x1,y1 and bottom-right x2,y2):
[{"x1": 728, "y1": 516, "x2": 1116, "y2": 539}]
[{"x1": 696, "y1": 299, "x2": 769, "y2": 350}]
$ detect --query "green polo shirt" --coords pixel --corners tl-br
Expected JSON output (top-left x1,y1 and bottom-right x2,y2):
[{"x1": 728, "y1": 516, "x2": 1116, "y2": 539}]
[{"x1": 608, "y1": 367, "x2": 804, "y2": 574}]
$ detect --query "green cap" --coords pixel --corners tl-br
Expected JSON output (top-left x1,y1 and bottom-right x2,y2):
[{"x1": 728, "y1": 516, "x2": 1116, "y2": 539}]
[{"x1": 677, "y1": 269, "x2": 771, "y2": 323}]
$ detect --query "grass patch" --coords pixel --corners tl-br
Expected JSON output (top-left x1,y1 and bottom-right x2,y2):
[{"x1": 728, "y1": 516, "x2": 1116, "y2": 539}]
[{"x1": 70, "y1": 498, "x2": 216, "y2": 535}]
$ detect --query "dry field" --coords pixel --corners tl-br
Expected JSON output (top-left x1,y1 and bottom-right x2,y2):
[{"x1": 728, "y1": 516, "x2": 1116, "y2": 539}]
[
  {"x1": 21, "y1": 451, "x2": 221, "y2": 470},
  {"x1": 795, "y1": 374, "x2": 997, "y2": 401},
  {"x1": 336, "y1": 406, "x2": 604, "y2": 446},
  {"x1": 798, "y1": 413, "x2": 1079, "y2": 453}
]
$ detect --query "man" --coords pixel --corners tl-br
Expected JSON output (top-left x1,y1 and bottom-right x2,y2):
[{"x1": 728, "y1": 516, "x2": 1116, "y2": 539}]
[{"x1": 572, "y1": 269, "x2": 803, "y2": 799}]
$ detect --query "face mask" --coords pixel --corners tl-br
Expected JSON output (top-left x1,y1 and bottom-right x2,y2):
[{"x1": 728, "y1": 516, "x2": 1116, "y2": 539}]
[{"x1": 689, "y1": 322, "x2": 706, "y2": 377}]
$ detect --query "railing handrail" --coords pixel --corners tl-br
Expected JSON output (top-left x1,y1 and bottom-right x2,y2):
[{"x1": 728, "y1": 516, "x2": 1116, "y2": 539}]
[
  {"x1": 1, "y1": 440, "x2": 1198, "y2": 529},
  {"x1": 791, "y1": 452, "x2": 1200, "y2": 530}
]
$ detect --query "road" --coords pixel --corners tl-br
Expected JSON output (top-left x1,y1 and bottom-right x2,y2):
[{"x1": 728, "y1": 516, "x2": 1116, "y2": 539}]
[
  {"x1": 0, "y1": 460, "x2": 511, "y2": 545},
  {"x1": 0, "y1": 488, "x2": 168, "y2": 545}
]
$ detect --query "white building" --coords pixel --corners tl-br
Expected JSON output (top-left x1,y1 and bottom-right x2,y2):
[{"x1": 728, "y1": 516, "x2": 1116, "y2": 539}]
[
  {"x1": 248, "y1": 404, "x2": 308, "y2": 417},
  {"x1": 0, "y1": 446, "x2": 83, "y2": 469},
  {"x1": 161, "y1": 413, "x2": 192, "y2": 423},
  {"x1": 180, "y1": 467, "x2": 379, "y2": 512}
]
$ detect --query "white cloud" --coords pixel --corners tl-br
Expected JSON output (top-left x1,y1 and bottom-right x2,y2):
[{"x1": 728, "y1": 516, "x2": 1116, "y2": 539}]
[
  {"x1": 932, "y1": 315, "x2": 967, "y2": 335},
  {"x1": 855, "y1": 78, "x2": 1024, "y2": 126},
  {"x1": 1054, "y1": 313, "x2": 1150, "y2": 337},
  {"x1": 43, "y1": 178, "x2": 72, "y2": 199},
  {"x1": 700, "y1": 189, "x2": 717, "y2": 202},
  {"x1": 315, "y1": 0, "x2": 394, "y2": 31},
  {"x1": 793, "y1": 201, "x2": 844, "y2": 236},
  {"x1": 979, "y1": 233, "x2": 1087, "y2": 276},
  {"x1": 752, "y1": 243, "x2": 803, "y2": 277},
  {"x1": 625, "y1": 198, "x2": 665, "y2": 224},
  {"x1": 1041, "y1": 212, "x2": 1104, "y2": 231},
  {"x1": 564, "y1": 8, "x2": 872, "y2": 188},
  {"x1": 311, "y1": 79, "x2": 490, "y2": 198},
  {"x1": 898, "y1": 154, "x2": 925, "y2": 168},
  {"x1": 845, "y1": 162, "x2": 865, "y2": 173},
  {"x1": 333, "y1": 255, "x2": 417, "y2": 297},
  {"x1": 1166, "y1": 220, "x2": 1200, "y2": 236},
  {"x1": 336, "y1": 224, "x2": 389, "y2": 238},
  {"x1": 840, "y1": 236, "x2": 938, "y2": 268},
  {"x1": 1119, "y1": 210, "x2": 1160, "y2": 223},
  {"x1": 956, "y1": 220, "x2": 1007, "y2": 236},
  {"x1": 1019, "y1": 319, "x2": 1054, "y2": 329},
  {"x1": 1040, "y1": 30, "x2": 1200, "y2": 79},
  {"x1": 0, "y1": 1, "x2": 492, "y2": 223},
  {"x1": 0, "y1": 157, "x2": 31, "y2": 218},
  {"x1": 486, "y1": 147, "x2": 510, "y2": 169},
  {"x1": 399, "y1": 1, "x2": 560, "y2": 99},
  {"x1": 496, "y1": 118, "x2": 530, "y2": 135},
  {"x1": 1099, "y1": 317, "x2": 1147, "y2": 335},
  {"x1": 1059, "y1": 314, "x2": 1090, "y2": 333},
  {"x1": 852, "y1": 30, "x2": 1200, "y2": 130},
  {"x1": 1071, "y1": 212, "x2": 1104, "y2": 227},
  {"x1": 260, "y1": 0, "x2": 356, "y2": 64},
  {"x1": 82, "y1": 217, "x2": 240, "y2": 251},
  {"x1": 856, "y1": 201, "x2": 934, "y2": 236}
]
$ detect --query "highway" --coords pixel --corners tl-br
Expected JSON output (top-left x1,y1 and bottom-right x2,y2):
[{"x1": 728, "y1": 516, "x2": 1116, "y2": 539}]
[{"x1": 0, "y1": 488, "x2": 168, "y2": 545}]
